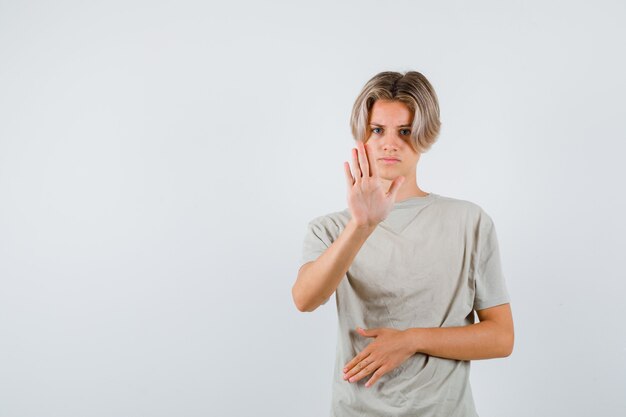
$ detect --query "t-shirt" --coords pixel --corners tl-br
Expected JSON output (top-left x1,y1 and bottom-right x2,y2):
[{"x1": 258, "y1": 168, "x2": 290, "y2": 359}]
[{"x1": 298, "y1": 192, "x2": 511, "y2": 417}]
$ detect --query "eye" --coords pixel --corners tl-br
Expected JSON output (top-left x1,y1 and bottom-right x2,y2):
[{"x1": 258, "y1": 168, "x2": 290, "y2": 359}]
[
  {"x1": 371, "y1": 127, "x2": 382, "y2": 134},
  {"x1": 400, "y1": 129, "x2": 411, "y2": 136}
]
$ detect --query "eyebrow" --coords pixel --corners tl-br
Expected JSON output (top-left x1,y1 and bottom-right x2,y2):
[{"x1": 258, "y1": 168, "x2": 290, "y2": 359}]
[{"x1": 369, "y1": 123, "x2": 412, "y2": 128}]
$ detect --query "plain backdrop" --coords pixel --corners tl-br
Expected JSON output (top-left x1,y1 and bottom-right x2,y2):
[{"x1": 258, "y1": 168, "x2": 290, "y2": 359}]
[{"x1": 1, "y1": 1, "x2": 625, "y2": 416}]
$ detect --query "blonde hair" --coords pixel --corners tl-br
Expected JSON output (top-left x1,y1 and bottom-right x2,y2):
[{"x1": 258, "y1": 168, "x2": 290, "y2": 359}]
[{"x1": 350, "y1": 71, "x2": 441, "y2": 153}]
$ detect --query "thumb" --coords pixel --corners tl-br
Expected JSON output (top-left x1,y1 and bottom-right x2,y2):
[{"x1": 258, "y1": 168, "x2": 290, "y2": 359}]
[
  {"x1": 357, "y1": 326, "x2": 378, "y2": 336},
  {"x1": 387, "y1": 176, "x2": 405, "y2": 200}
]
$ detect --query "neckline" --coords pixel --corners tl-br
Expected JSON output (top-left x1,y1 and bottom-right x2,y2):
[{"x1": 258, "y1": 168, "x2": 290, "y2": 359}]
[{"x1": 392, "y1": 192, "x2": 438, "y2": 209}]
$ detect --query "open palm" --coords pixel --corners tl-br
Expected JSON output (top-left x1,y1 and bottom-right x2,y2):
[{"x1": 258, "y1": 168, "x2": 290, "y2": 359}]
[{"x1": 344, "y1": 141, "x2": 404, "y2": 228}]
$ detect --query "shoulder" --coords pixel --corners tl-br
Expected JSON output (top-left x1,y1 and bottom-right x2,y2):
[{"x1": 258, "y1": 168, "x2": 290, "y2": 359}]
[
  {"x1": 432, "y1": 193, "x2": 489, "y2": 219},
  {"x1": 432, "y1": 193, "x2": 498, "y2": 235}
]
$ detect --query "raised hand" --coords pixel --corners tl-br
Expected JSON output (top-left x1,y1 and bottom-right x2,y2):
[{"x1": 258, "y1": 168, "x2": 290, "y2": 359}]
[{"x1": 343, "y1": 141, "x2": 404, "y2": 228}]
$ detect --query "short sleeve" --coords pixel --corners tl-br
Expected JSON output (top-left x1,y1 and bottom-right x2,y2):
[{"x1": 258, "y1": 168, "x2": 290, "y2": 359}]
[
  {"x1": 298, "y1": 217, "x2": 333, "y2": 305},
  {"x1": 473, "y1": 212, "x2": 511, "y2": 311},
  {"x1": 299, "y1": 218, "x2": 331, "y2": 267}
]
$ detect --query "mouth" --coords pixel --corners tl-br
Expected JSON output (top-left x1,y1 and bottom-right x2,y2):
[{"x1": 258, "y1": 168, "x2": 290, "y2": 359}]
[{"x1": 379, "y1": 158, "x2": 401, "y2": 164}]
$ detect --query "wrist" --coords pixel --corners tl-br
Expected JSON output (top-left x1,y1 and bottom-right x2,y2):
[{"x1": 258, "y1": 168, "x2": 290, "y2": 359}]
[
  {"x1": 406, "y1": 327, "x2": 428, "y2": 354},
  {"x1": 347, "y1": 217, "x2": 378, "y2": 233}
]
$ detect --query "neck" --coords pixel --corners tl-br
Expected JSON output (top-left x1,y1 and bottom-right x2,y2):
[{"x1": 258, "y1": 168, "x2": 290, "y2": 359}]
[{"x1": 381, "y1": 178, "x2": 429, "y2": 201}]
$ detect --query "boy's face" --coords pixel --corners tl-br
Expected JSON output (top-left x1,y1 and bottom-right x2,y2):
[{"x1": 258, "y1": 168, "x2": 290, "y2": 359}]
[{"x1": 364, "y1": 99, "x2": 421, "y2": 182}]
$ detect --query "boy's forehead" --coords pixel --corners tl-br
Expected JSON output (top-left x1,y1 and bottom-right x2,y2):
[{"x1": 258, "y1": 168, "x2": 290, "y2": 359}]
[
  {"x1": 369, "y1": 103, "x2": 414, "y2": 125},
  {"x1": 369, "y1": 116, "x2": 413, "y2": 127},
  {"x1": 369, "y1": 122, "x2": 412, "y2": 128}
]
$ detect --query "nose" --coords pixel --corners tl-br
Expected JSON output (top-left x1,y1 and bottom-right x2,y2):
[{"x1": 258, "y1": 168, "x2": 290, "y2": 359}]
[{"x1": 382, "y1": 130, "x2": 404, "y2": 150}]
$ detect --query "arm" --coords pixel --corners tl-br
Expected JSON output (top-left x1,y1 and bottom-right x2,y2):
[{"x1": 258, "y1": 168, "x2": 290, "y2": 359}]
[
  {"x1": 293, "y1": 140, "x2": 404, "y2": 313},
  {"x1": 406, "y1": 303, "x2": 514, "y2": 360},
  {"x1": 292, "y1": 218, "x2": 376, "y2": 312},
  {"x1": 341, "y1": 304, "x2": 514, "y2": 386}
]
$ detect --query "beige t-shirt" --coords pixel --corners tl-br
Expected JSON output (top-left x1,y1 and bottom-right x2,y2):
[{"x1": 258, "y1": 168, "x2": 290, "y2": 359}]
[{"x1": 298, "y1": 192, "x2": 511, "y2": 417}]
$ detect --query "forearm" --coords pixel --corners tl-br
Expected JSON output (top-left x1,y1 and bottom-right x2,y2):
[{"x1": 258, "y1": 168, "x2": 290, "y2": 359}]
[
  {"x1": 407, "y1": 321, "x2": 511, "y2": 361},
  {"x1": 292, "y1": 218, "x2": 376, "y2": 312}
]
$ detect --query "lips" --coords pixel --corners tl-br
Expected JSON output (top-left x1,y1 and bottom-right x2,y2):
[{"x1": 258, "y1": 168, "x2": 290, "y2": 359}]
[{"x1": 380, "y1": 157, "x2": 400, "y2": 162}]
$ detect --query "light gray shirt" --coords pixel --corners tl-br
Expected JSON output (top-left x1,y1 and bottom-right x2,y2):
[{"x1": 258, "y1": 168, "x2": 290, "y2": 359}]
[{"x1": 299, "y1": 192, "x2": 511, "y2": 417}]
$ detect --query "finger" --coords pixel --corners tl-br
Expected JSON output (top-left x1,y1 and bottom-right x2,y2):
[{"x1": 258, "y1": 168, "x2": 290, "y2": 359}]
[
  {"x1": 365, "y1": 365, "x2": 388, "y2": 388},
  {"x1": 343, "y1": 351, "x2": 370, "y2": 376},
  {"x1": 366, "y1": 142, "x2": 380, "y2": 178},
  {"x1": 357, "y1": 141, "x2": 370, "y2": 178},
  {"x1": 351, "y1": 148, "x2": 362, "y2": 180},
  {"x1": 358, "y1": 326, "x2": 379, "y2": 336},
  {"x1": 343, "y1": 355, "x2": 361, "y2": 376},
  {"x1": 348, "y1": 361, "x2": 378, "y2": 383},
  {"x1": 343, "y1": 161, "x2": 354, "y2": 189},
  {"x1": 344, "y1": 354, "x2": 372, "y2": 379},
  {"x1": 387, "y1": 176, "x2": 405, "y2": 199}
]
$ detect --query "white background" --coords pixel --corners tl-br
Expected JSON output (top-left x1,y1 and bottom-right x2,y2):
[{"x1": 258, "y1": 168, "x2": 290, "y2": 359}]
[{"x1": 1, "y1": 1, "x2": 625, "y2": 416}]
